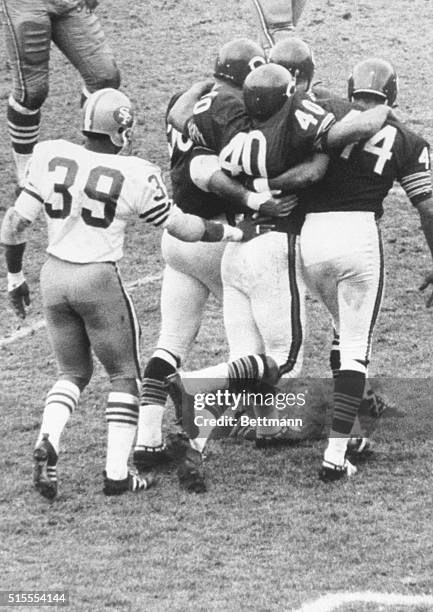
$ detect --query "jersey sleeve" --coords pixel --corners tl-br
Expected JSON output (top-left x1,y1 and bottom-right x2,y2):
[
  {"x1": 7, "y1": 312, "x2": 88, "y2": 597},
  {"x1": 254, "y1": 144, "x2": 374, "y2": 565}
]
[
  {"x1": 15, "y1": 142, "x2": 46, "y2": 221},
  {"x1": 397, "y1": 134, "x2": 432, "y2": 206},
  {"x1": 136, "y1": 167, "x2": 173, "y2": 227}
]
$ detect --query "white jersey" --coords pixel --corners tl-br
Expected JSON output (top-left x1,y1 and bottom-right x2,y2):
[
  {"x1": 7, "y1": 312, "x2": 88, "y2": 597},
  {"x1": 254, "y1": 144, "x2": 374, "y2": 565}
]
[{"x1": 15, "y1": 139, "x2": 173, "y2": 263}]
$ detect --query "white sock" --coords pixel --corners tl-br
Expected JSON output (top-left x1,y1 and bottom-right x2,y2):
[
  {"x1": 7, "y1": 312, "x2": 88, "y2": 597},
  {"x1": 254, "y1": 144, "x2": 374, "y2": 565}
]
[
  {"x1": 324, "y1": 436, "x2": 349, "y2": 467},
  {"x1": 12, "y1": 152, "x2": 33, "y2": 187},
  {"x1": 105, "y1": 423, "x2": 136, "y2": 480},
  {"x1": 36, "y1": 380, "x2": 80, "y2": 454},
  {"x1": 105, "y1": 391, "x2": 138, "y2": 480},
  {"x1": 189, "y1": 437, "x2": 206, "y2": 453},
  {"x1": 135, "y1": 404, "x2": 165, "y2": 449}
]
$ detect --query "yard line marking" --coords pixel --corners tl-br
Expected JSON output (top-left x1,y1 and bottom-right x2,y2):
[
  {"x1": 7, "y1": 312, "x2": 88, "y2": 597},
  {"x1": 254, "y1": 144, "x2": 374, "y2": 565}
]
[
  {"x1": 293, "y1": 591, "x2": 433, "y2": 612},
  {"x1": 0, "y1": 273, "x2": 162, "y2": 348}
]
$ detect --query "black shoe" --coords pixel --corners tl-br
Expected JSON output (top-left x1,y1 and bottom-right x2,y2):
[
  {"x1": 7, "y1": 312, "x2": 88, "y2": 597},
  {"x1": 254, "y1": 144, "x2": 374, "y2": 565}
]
[
  {"x1": 133, "y1": 445, "x2": 170, "y2": 471},
  {"x1": 165, "y1": 432, "x2": 206, "y2": 493},
  {"x1": 318, "y1": 459, "x2": 357, "y2": 483},
  {"x1": 33, "y1": 434, "x2": 58, "y2": 500},
  {"x1": 103, "y1": 470, "x2": 156, "y2": 496}
]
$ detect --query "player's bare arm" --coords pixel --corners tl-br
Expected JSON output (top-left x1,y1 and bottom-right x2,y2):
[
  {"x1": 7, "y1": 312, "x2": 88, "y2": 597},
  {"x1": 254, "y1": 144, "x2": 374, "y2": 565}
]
[
  {"x1": 190, "y1": 151, "x2": 295, "y2": 218},
  {"x1": 416, "y1": 197, "x2": 433, "y2": 306},
  {"x1": 1, "y1": 206, "x2": 33, "y2": 318},
  {"x1": 168, "y1": 80, "x2": 215, "y2": 132},
  {"x1": 326, "y1": 104, "x2": 392, "y2": 149},
  {"x1": 260, "y1": 153, "x2": 329, "y2": 192}
]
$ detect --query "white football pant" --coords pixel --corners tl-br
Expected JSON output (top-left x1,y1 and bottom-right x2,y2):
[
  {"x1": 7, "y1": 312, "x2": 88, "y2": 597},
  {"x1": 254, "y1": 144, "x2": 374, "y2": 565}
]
[{"x1": 300, "y1": 211, "x2": 384, "y2": 373}]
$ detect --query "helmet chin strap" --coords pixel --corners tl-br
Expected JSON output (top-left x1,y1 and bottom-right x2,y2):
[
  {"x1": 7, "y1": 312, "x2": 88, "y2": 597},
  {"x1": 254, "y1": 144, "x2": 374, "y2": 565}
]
[{"x1": 119, "y1": 127, "x2": 133, "y2": 155}]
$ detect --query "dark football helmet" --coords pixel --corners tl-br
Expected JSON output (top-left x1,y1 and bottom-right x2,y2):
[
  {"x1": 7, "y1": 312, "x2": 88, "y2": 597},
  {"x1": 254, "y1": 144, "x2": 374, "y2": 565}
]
[
  {"x1": 269, "y1": 37, "x2": 315, "y2": 90},
  {"x1": 243, "y1": 63, "x2": 294, "y2": 121},
  {"x1": 348, "y1": 58, "x2": 398, "y2": 106},
  {"x1": 214, "y1": 38, "x2": 266, "y2": 87}
]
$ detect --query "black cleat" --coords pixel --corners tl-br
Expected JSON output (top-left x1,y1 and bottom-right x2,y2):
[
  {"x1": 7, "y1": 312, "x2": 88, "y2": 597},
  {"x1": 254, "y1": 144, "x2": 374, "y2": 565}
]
[
  {"x1": 33, "y1": 434, "x2": 58, "y2": 500},
  {"x1": 318, "y1": 459, "x2": 357, "y2": 483},
  {"x1": 133, "y1": 445, "x2": 170, "y2": 471},
  {"x1": 103, "y1": 470, "x2": 156, "y2": 496},
  {"x1": 165, "y1": 432, "x2": 206, "y2": 493}
]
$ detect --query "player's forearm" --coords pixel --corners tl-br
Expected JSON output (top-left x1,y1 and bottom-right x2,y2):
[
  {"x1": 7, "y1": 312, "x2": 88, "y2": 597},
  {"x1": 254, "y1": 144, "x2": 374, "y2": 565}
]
[
  {"x1": 327, "y1": 105, "x2": 390, "y2": 148},
  {"x1": 417, "y1": 198, "x2": 433, "y2": 260},
  {"x1": 264, "y1": 154, "x2": 329, "y2": 192},
  {"x1": 168, "y1": 80, "x2": 214, "y2": 132},
  {"x1": 165, "y1": 207, "x2": 242, "y2": 242}
]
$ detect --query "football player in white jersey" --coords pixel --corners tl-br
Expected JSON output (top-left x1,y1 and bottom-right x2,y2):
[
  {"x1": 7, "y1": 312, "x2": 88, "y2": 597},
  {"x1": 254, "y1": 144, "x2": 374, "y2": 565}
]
[{"x1": 0, "y1": 88, "x2": 264, "y2": 499}]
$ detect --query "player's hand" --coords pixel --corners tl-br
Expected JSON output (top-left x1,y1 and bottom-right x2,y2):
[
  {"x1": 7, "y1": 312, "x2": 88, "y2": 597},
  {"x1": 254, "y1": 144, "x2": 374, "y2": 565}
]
[
  {"x1": 190, "y1": 79, "x2": 215, "y2": 99},
  {"x1": 419, "y1": 272, "x2": 433, "y2": 307},
  {"x1": 238, "y1": 216, "x2": 276, "y2": 242},
  {"x1": 258, "y1": 193, "x2": 298, "y2": 218},
  {"x1": 8, "y1": 281, "x2": 30, "y2": 319}
]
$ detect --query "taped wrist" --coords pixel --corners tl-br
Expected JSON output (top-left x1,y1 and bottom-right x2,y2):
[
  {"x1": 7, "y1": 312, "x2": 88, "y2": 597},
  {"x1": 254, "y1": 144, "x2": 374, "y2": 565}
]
[
  {"x1": 5, "y1": 243, "x2": 25, "y2": 273},
  {"x1": 247, "y1": 191, "x2": 272, "y2": 211}
]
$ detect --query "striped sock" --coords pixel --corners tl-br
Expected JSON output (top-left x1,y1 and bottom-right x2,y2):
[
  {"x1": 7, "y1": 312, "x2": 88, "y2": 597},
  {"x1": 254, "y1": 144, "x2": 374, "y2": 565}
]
[
  {"x1": 227, "y1": 354, "x2": 268, "y2": 391},
  {"x1": 135, "y1": 378, "x2": 168, "y2": 450},
  {"x1": 332, "y1": 370, "x2": 366, "y2": 435},
  {"x1": 105, "y1": 392, "x2": 138, "y2": 480},
  {"x1": 37, "y1": 380, "x2": 80, "y2": 455},
  {"x1": 7, "y1": 96, "x2": 40, "y2": 185}
]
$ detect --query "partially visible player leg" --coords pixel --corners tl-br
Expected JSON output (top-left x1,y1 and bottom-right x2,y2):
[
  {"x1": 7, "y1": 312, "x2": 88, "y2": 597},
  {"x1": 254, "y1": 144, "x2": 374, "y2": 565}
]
[
  {"x1": 72, "y1": 263, "x2": 151, "y2": 495},
  {"x1": 51, "y1": 3, "x2": 120, "y2": 106},
  {"x1": 251, "y1": 0, "x2": 308, "y2": 50},
  {"x1": 1, "y1": 0, "x2": 51, "y2": 187},
  {"x1": 35, "y1": 258, "x2": 94, "y2": 499}
]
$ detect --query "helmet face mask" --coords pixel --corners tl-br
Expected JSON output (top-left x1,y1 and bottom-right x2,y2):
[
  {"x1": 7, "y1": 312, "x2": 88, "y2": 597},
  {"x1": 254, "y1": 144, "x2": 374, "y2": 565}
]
[
  {"x1": 243, "y1": 63, "x2": 294, "y2": 121},
  {"x1": 82, "y1": 88, "x2": 135, "y2": 148},
  {"x1": 348, "y1": 58, "x2": 398, "y2": 106},
  {"x1": 214, "y1": 38, "x2": 266, "y2": 87}
]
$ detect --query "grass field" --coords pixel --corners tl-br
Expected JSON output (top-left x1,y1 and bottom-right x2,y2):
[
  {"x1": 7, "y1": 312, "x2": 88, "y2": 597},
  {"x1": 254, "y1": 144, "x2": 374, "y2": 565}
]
[{"x1": 1, "y1": 0, "x2": 433, "y2": 610}]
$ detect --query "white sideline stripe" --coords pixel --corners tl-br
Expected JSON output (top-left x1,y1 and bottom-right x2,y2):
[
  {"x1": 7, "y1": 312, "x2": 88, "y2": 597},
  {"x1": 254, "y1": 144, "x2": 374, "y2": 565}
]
[
  {"x1": 0, "y1": 273, "x2": 162, "y2": 348},
  {"x1": 293, "y1": 591, "x2": 433, "y2": 612}
]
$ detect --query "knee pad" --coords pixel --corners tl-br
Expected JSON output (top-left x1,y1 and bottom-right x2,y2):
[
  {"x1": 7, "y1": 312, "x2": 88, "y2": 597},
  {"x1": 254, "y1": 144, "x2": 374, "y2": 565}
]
[{"x1": 15, "y1": 18, "x2": 50, "y2": 109}]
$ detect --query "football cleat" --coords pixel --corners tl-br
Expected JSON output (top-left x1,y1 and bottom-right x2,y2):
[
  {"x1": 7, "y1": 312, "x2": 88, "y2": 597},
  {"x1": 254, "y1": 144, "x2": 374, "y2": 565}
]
[
  {"x1": 103, "y1": 470, "x2": 156, "y2": 496},
  {"x1": 269, "y1": 37, "x2": 315, "y2": 90},
  {"x1": 243, "y1": 63, "x2": 295, "y2": 121},
  {"x1": 33, "y1": 433, "x2": 58, "y2": 500},
  {"x1": 255, "y1": 427, "x2": 301, "y2": 448},
  {"x1": 368, "y1": 391, "x2": 394, "y2": 420},
  {"x1": 214, "y1": 38, "x2": 266, "y2": 87},
  {"x1": 82, "y1": 88, "x2": 134, "y2": 147},
  {"x1": 318, "y1": 459, "x2": 357, "y2": 482},
  {"x1": 165, "y1": 432, "x2": 206, "y2": 493},
  {"x1": 348, "y1": 58, "x2": 398, "y2": 106},
  {"x1": 133, "y1": 445, "x2": 171, "y2": 471},
  {"x1": 164, "y1": 373, "x2": 198, "y2": 438}
]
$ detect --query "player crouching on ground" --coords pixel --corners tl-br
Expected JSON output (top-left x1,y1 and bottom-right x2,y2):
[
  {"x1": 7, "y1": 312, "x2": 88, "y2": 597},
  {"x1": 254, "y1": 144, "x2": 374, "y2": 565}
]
[{"x1": 1, "y1": 88, "x2": 269, "y2": 500}]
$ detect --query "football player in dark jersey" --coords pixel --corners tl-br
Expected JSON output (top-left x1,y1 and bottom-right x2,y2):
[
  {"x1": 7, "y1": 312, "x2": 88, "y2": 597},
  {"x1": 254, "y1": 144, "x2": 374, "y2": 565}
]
[
  {"x1": 133, "y1": 40, "x2": 293, "y2": 485},
  {"x1": 298, "y1": 58, "x2": 433, "y2": 481}
]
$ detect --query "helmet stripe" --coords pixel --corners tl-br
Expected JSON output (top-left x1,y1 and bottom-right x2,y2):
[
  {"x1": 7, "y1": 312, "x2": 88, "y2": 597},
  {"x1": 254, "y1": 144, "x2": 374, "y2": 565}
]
[{"x1": 83, "y1": 88, "x2": 109, "y2": 132}]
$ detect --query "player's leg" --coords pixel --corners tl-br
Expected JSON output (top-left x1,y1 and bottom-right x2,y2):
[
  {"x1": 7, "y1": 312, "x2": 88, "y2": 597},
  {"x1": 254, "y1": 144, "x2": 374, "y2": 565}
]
[
  {"x1": 73, "y1": 264, "x2": 149, "y2": 494},
  {"x1": 1, "y1": 0, "x2": 51, "y2": 187},
  {"x1": 134, "y1": 263, "x2": 210, "y2": 467},
  {"x1": 251, "y1": 0, "x2": 308, "y2": 50},
  {"x1": 51, "y1": 3, "x2": 120, "y2": 105},
  {"x1": 35, "y1": 258, "x2": 93, "y2": 499}
]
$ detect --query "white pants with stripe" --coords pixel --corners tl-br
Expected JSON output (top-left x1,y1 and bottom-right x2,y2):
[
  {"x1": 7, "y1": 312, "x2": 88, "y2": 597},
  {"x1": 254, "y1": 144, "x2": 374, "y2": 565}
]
[
  {"x1": 156, "y1": 229, "x2": 226, "y2": 363},
  {"x1": 221, "y1": 231, "x2": 306, "y2": 377},
  {"x1": 300, "y1": 212, "x2": 384, "y2": 372}
]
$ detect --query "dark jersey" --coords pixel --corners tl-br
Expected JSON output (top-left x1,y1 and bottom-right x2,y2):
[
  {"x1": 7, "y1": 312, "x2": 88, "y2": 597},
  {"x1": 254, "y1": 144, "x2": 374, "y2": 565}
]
[
  {"x1": 299, "y1": 97, "x2": 432, "y2": 216},
  {"x1": 166, "y1": 94, "x2": 247, "y2": 220},
  {"x1": 186, "y1": 83, "x2": 251, "y2": 153},
  {"x1": 217, "y1": 92, "x2": 336, "y2": 234}
]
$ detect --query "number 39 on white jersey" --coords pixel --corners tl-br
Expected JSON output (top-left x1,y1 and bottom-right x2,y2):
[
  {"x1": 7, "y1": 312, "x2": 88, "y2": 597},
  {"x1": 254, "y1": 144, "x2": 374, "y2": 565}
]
[{"x1": 15, "y1": 139, "x2": 173, "y2": 263}]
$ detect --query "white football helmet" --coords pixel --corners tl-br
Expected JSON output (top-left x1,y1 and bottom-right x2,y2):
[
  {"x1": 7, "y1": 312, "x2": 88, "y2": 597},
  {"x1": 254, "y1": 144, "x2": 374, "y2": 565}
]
[{"x1": 82, "y1": 88, "x2": 134, "y2": 147}]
